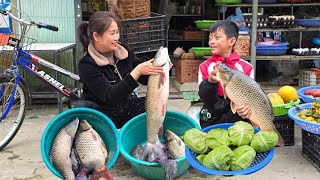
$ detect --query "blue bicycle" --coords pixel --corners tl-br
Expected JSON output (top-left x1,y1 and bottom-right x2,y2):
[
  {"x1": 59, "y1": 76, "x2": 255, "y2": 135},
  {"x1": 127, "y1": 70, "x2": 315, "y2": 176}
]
[{"x1": 0, "y1": 4, "x2": 81, "y2": 150}]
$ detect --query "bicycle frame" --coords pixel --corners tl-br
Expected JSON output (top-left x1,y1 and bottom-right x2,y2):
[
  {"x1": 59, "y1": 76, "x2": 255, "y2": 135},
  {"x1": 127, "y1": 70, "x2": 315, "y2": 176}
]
[{"x1": 0, "y1": 47, "x2": 80, "y2": 120}]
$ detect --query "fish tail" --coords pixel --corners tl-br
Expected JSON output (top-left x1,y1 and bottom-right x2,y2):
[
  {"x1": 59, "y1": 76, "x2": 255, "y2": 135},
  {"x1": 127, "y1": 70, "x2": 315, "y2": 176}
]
[
  {"x1": 158, "y1": 158, "x2": 177, "y2": 180},
  {"x1": 262, "y1": 126, "x2": 285, "y2": 147},
  {"x1": 90, "y1": 166, "x2": 114, "y2": 180},
  {"x1": 274, "y1": 128, "x2": 285, "y2": 147}
]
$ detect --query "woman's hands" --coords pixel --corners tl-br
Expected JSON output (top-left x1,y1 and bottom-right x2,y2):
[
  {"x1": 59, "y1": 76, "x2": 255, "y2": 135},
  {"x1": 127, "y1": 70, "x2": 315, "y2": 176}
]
[
  {"x1": 130, "y1": 59, "x2": 163, "y2": 81},
  {"x1": 235, "y1": 105, "x2": 252, "y2": 119}
]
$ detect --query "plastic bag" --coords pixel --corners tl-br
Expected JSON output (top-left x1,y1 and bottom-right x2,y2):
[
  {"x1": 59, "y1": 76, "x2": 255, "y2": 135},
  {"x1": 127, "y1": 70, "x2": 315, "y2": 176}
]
[{"x1": 226, "y1": 7, "x2": 246, "y2": 27}]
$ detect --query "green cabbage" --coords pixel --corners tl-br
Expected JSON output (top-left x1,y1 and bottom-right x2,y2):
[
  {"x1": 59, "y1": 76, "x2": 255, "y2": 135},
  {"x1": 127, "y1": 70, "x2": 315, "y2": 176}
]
[
  {"x1": 206, "y1": 128, "x2": 230, "y2": 149},
  {"x1": 228, "y1": 121, "x2": 254, "y2": 147},
  {"x1": 196, "y1": 154, "x2": 206, "y2": 165},
  {"x1": 230, "y1": 145, "x2": 256, "y2": 171},
  {"x1": 202, "y1": 146, "x2": 233, "y2": 171},
  {"x1": 250, "y1": 131, "x2": 278, "y2": 152},
  {"x1": 184, "y1": 128, "x2": 208, "y2": 154}
]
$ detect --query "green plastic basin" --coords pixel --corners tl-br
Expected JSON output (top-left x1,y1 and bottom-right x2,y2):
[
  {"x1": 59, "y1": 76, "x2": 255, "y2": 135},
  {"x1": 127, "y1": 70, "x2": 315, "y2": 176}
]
[
  {"x1": 194, "y1": 20, "x2": 218, "y2": 29},
  {"x1": 192, "y1": 47, "x2": 212, "y2": 57},
  {"x1": 215, "y1": 0, "x2": 242, "y2": 4},
  {"x1": 41, "y1": 107, "x2": 120, "y2": 179},
  {"x1": 119, "y1": 110, "x2": 200, "y2": 180}
]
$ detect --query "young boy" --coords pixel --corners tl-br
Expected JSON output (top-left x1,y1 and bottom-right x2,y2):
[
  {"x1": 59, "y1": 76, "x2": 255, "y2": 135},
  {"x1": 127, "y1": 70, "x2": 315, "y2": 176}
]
[{"x1": 198, "y1": 20, "x2": 254, "y2": 128}]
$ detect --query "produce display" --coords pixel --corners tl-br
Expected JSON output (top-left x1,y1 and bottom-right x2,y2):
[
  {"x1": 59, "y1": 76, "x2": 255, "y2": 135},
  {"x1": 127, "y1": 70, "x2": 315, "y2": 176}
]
[
  {"x1": 183, "y1": 121, "x2": 278, "y2": 171},
  {"x1": 296, "y1": 102, "x2": 320, "y2": 123},
  {"x1": 303, "y1": 88, "x2": 320, "y2": 98},
  {"x1": 267, "y1": 85, "x2": 298, "y2": 105}
]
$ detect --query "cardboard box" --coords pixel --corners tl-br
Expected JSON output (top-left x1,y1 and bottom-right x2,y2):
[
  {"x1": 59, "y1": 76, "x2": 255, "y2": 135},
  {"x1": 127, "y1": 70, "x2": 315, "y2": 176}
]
[
  {"x1": 183, "y1": 31, "x2": 203, "y2": 40},
  {"x1": 175, "y1": 59, "x2": 202, "y2": 83}
]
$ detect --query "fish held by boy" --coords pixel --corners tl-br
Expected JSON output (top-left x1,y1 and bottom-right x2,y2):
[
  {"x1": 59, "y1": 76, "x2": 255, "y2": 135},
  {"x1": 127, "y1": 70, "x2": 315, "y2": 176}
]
[
  {"x1": 215, "y1": 61, "x2": 284, "y2": 146},
  {"x1": 131, "y1": 47, "x2": 176, "y2": 180}
]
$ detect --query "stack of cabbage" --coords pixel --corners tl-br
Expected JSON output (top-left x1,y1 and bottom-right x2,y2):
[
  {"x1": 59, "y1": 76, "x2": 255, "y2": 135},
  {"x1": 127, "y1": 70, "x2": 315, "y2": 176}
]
[{"x1": 183, "y1": 121, "x2": 278, "y2": 171}]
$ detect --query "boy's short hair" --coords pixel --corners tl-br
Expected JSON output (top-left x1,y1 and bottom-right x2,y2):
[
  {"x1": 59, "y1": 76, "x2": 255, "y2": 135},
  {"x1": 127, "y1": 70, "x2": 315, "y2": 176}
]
[{"x1": 209, "y1": 20, "x2": 239, "y2": 40}]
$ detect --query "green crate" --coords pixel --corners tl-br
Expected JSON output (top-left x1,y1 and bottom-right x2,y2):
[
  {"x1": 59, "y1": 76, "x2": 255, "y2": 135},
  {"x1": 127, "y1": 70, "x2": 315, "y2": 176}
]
[{"x1": 273, "y1": 98, "x2": 300, "y2": 116}]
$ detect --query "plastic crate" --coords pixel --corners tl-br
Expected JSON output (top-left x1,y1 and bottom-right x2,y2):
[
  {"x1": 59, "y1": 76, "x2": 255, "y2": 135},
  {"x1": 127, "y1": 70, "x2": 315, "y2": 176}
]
[
  {"x1": 301, "y1": 129, "x2": 320, "y2": 171},
  {"x1": 273, "y1": 98, "x2": 300, "y2": 117},
  {"x1": 298, "y1": 70, "x2": 320, "y2": 86},
  {"x1": 120, "y1": 13, "x2": 166, "y2": 54},
  {"x1": 274, "y1": 115, "x2": 295, "y2": 146}
]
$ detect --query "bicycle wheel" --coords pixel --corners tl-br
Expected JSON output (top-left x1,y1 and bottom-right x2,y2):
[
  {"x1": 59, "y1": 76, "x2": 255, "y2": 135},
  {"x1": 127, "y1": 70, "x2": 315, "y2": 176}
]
[{"x1": 0, "y1": 78, "x2": 27, "y2": 150}]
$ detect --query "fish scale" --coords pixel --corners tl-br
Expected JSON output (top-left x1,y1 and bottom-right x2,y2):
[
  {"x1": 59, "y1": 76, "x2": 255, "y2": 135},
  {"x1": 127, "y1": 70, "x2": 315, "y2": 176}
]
[
  {"x1": 215, "y1": 62, "x2": 284, "y2": 146},
  {"x1": 75, "y1": 120, "x2": 106, "y2": 170},
  {"x1": 226, "y1": 73, "x2": 275, "y2": 130}
]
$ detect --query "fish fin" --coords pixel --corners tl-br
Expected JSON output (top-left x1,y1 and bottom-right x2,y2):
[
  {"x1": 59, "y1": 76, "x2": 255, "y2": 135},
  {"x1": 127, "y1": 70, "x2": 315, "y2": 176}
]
[
  {"x1": 274, "y1": 128, "x2": 285, "y2": 147},
  {"x1": 75, "y1": 167, "x2": 90, "y2": 180},
  {"x1": 230, "y1": 101, "x2": 237, "y2": 114},
  {"x1": 261, "y1": 126, "x2": 285, "y2": 147},
  {"x1": 158, "y1": 159, "x2": 177, "y2": 180},
  {"x1": 158, "y1": 71, "x2": 166, "y2": 89},
  {"x1": 158, "y1": 126, "x2": 164, "y2": 138},
  {"x1": 250, "y1": 121, "x2": 260, "y2": 129},
  {"x1": 162, "y1": 103, "x2": 166, "y2": 117},
  {"x1": 90, "y1": 166, "x2": 114, "y2": 180}
]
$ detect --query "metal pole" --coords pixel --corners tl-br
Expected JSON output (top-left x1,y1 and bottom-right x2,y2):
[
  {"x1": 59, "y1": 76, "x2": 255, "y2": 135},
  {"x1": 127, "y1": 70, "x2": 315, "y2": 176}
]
[{"x1": 250, "y1": 0, "x2": 258, "y2": 80}]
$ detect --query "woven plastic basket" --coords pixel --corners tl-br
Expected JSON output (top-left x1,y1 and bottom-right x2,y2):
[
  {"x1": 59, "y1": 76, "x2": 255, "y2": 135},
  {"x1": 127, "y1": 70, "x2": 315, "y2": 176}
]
[
  {"x1": 273, "y1": 98, "x2": 300, "y2": 116},
  {"x1": 288, "y1": 103, "x2": 320, "y2": 135},
  {"x1": 108, "y1": 0, "x2": 151, "y2": 19},
  {"x1": 297, "y1": 85, "x2": 320, "y2": 103},
  {"x1": 185, "y1": 123, "x2": 275, "y2": 175}
]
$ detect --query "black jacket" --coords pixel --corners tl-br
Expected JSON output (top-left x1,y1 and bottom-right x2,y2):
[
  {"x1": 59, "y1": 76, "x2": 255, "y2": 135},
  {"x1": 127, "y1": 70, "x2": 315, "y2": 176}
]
[
  {"x1": 78, "y1": 44, "x2": 148, "y2": 112},
  {"x1": 198, "y1": 79, "x2": 246, "y2": 128}
]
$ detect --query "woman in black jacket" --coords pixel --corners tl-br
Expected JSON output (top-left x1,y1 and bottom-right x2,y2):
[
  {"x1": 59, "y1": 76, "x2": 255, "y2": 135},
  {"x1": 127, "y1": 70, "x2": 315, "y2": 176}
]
[{"x1": 77, "y1": 11, "x2": 163, "y2": 128}]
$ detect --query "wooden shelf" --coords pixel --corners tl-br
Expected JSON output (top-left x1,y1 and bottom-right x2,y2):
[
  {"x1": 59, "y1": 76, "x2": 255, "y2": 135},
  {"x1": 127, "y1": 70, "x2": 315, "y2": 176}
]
[
  {"x1": 257, "y1": 26, "x2": 320, "y2": 32},
  {"x1": 216, "y1": 3, "x2": 320, "y2": 7},
  {"x1": 243, "y1": 55, "x2": 320, "y2": 61},
  {"x1": 172, "y1": 14, "x2": 202, "y2": 17},
  {"x1": 203, "y1": 55, "x2": 320, "y2": 61},
  {"x1": 168, "y1": 39, "x2": 203, "y2": 42}
]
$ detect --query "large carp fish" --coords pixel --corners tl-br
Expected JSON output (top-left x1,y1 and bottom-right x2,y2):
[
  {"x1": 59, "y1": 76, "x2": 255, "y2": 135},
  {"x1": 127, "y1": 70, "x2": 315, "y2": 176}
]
[
  {"x1": 131, "y1": 47, "x2": 176, "y2": 180},
  {"x1": 215, "y1": 61, "x2": 284, "y2": 146}
]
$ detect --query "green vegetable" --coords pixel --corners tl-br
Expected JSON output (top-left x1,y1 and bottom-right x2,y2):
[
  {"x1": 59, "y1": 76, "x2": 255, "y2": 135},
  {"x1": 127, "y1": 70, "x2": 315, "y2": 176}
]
[
  {"x1": 196, "y1": 154, "x2": 206, "y2": 165},
  {"x1": 206, "y1": 128, "x2": 230, "y2": 149},
  {"x1": 202, "y1": 146, "x2": 233, "y2": 171},
  {"x1": 228, "y1": 121, "x2": 254, "y2": 147},
  {"x1": 250, "y1": 131, "x2": 278, "y2": 152},
  {"x1": 184, "y1": 128, "x2": 208, "y2": 154},
  {"x1": 230, "y1": 145, "x2": 256, "y2": 171}
]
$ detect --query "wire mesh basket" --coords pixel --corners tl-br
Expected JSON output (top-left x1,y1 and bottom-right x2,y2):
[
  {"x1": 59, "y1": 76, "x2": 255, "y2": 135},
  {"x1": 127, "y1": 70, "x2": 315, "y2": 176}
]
[{"x1": 0, "y1": 33, "x2": 37, "y2": 74}]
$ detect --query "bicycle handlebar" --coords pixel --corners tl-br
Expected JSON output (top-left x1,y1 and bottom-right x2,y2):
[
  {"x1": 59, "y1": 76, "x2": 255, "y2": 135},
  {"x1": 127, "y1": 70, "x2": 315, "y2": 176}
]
[{"x1": 0, "y1": 8, "x2": 59, "y2": 32}]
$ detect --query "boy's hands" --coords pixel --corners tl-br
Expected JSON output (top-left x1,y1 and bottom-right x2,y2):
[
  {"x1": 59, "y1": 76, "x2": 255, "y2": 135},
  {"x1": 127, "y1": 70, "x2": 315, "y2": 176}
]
[
  {"x1": 208, "y1": 70, "x2": 218, "y2": 83},
  {"x1": 235, "y1": 105, "x2": 252, "y2": 119}
]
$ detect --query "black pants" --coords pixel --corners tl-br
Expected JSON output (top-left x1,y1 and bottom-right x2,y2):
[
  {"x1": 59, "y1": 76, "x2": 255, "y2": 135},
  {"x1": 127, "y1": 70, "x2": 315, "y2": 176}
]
[{"x1": 71, "y1": 97, "x2": 146, "y2": 129}]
